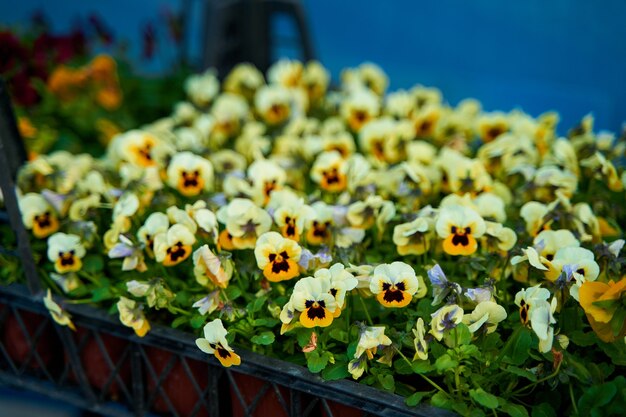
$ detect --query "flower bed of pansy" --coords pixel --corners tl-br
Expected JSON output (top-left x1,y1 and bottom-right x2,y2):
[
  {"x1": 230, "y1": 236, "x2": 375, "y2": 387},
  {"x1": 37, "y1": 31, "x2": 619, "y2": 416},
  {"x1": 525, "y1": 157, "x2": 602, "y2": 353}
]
[{"x1": 6, "y1": 59, "x2": 626, "y2": 417}]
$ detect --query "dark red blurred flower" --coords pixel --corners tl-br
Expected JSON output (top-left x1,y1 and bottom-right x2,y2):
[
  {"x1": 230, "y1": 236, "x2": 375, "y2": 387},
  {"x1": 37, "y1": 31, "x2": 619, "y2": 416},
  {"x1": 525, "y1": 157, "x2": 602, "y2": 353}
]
[
  {"x1": 0, "y1": 31, "x2": 27, "y2": 73},
  {"x1": 10, "y1": 70, "x2": 41, "y2": 106}
]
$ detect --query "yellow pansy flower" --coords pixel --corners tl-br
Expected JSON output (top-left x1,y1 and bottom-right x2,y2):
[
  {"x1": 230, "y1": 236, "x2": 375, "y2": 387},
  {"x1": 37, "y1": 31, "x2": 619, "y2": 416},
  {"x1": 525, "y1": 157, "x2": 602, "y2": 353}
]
[
  {"x1": 47, "y1": 233, "x2": 86, "y2": 274},
  {"x1": 153, "y1": 224, "x2": 196, "y2": 266},
  {"x1": 369, "y1": 262, "x2": 419, "y2": 308},
  {"x1": 166, "y1": 152, "x2": 214, "y2": 197},
  {"x1": 291, "y1": 275, "x2": 337, "y2": 328},
  {"x1": 436, "y1": 205, "x2": 486, "y2": 256},
  {"x1": 196, "y1": 319, "x2": 241, "y2": 367},
  {"x1": 19, "y1": 193, "x2": 60, "y2": 238},
  {"x1": 310, "y1": 151, "x2": 348, "y2": 193},
  {"x1": 254, "y1": 232, "x2": 302, "y2": 282}
]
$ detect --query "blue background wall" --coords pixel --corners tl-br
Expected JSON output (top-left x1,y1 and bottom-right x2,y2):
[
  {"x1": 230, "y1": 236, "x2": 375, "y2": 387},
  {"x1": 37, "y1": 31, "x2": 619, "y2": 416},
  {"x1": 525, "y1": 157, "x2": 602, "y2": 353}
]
[{"x1": 1, "y1": 0, "x2": 625, "y2": 134}]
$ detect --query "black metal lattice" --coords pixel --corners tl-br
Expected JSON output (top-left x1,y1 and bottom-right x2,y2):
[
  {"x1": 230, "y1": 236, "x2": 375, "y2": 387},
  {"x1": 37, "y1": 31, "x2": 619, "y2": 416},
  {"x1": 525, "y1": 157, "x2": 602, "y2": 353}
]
[{"x1": 0, "y1": 76, "x2": 455, "y2": 417}]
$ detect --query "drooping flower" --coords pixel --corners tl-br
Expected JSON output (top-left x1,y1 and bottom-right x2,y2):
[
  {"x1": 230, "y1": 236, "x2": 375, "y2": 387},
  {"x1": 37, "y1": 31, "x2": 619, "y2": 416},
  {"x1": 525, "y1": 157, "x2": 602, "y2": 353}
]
[
  {"x1": 196, "y1": 319, "x2": 241, "y2": 367},
  {"x1": 126, "y1": 278, "x2": 175, "y2": 309},
  {"x1": 192, "y1": 291, "x2": 221, "y2": 315},
  {"x1": 47, "y1": 233, "x2": 86, "y2": 274},
  {"x1": 291, "y1": 275, "x2": 337, "y2": 328},
  {"x1": 412, "y1": 318, "x2": 429, "y2": 361},
  {"x1": 354, "y1": 326, "x2": 392, "y2": 361},
  {"x1": 117, "y1": 297, "x2": 150, "y2": 337},
  {"x1": 514, "y1": 286, "x2": 557, "y2": 352},
  {"x1": 369, "y1": 262, "x2": 419, "y2": 308},
  {"x1": 462, "y1": 301, "x2": 507, "y2": 334},
  {"x1": 436, "y1": 205, "x2": 486, "y2": 256},
  {"x1": 254, "y1": 232, "x2": 302, "y2": 282},
  {"x1": 153, "y1": 224, "x2": 196, "y2": 266},
  {"x1": 108, "y1": 234, "x2": 147, "y2": 272},
  {"x1": 43, "y1": 289, "x2": 76, "y2": 331},
  {"x1": 193, "y1": 244, "x2": 233, "y2": 288},
  {"x1": 166, "y1": 152, "x2": 214, "y2": 196},
  {"x1": 427, "y1": 264, "x2": 462, "y2": 306},
  {"x1": 20, "y1": 193, "x2": 60, "y2": 238},
  {"x1": 430, "y1": 304, "x2": 464, "y2": 341}
]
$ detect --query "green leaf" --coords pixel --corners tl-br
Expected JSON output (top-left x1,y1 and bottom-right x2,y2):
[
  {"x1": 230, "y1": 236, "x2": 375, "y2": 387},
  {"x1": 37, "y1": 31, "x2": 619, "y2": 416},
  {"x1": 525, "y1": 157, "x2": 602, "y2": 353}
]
[
  {"x1": 565, "y1": 353, "x2": 593, "y2": 383},
  {"x1": 175, "y1": 291, "x2": 191, "y2": 305},
  {"x1": 406, "y1": 391, "x2": 430, "y2": 407},
  {"x1": 171, "y1": 316, "x2": 188, "y2": 329},
  {"x1": 531, "y1": 403, "x2": 556, "y2": 417},
  {"x1": 503, "y1": 365, "x2": 537, "y2": 382},
  {"x1": 329, "y1": 328, "x2": 349, "y2": 343},
  {"x1": 412, "y1": 360, "x2": 435, "y2": 374},
  {"x1": 610, "y1": 308, "x2": 626, "y2": 336},
  {"x1": 378, "y1": 373, "x2": 395, "y2": 391},
  {"x1": 321, "y1": 361, "x2": 350, "y2": 381},
  {"x1": 435, "y1": 354, "x2": 458, "y2": 373},
  {"x1": 83, "y1": 254, "x2": 104, "y2": 273},
  {"x1": 470, "y1": 388, "x2": 499, "y2": 409},
  {"x1": 430, "y1": 391, "x2": 451, "y2": 409},
  {"x1": 445, "y1": 323, "x2": 472, "y2": 347},
  {"x1": 91, "y1": 286, "x2": 113, "y2": 302},
  {"x1": 500, "y1": 401, "x2": 529, "y2": 417},
  {"x1": 577, "y1": 381, "x2": 617, "y2": 416},
  {"x1": 251, "y1": 331, "x2": 275, "y2": 345},
  {"x1": 250, "y1": 296, "x2": 267, "y2": 313},
  {"x1": 591, "y1": 299, "x2": 618, "y2": 309},
  {"x1": 569, "y1": 330, "x2": 598, "y2": 347},
  {"x1": 394, "y1": 359, "x2": 414, "y2": 375},
  {"x1": 502, "y1": 327, "x2": 531, "y2": 366},
  {"x1": 225, "y1": 286, "x2": 242, "y2": 300},
  {"x1": 252, "y1": 318, "x2": 279, "y2": 327},
  {"x1": 306, "y1": 350, "x2": 331, "y2": 373},
  {"x1": 190, "y1": 315, "x2": 206, "y2": 329}
]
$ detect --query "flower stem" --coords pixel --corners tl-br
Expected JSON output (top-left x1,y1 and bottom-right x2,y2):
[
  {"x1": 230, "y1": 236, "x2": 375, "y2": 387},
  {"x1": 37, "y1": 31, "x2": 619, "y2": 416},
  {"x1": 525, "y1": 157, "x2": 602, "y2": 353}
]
[
  {"x1": 511, "y1": 361, "x2": 562, "y2": 395},
  {"x1": 357, "y1": 295, "x2": 374, "y2": 326},
  {"x1": 394, "y1": 346, "x2": 450, "y2": 398},
  {"x1": 569, "y1": 383, "x2": 579, "y2": 416}
]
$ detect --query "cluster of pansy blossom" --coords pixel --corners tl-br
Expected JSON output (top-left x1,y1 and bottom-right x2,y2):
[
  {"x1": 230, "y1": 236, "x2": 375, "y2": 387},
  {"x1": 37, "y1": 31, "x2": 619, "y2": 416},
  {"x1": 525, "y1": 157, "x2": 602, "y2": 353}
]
[{"x1": 14, "y1": 59, "x2": 626, "y2": 414}]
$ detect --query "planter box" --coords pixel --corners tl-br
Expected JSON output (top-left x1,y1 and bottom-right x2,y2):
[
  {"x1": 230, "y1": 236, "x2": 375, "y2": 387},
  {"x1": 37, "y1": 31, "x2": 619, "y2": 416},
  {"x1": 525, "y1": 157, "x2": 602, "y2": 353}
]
[{"x1": 0, "y1": 284, "x2": 454, "y2": 417}]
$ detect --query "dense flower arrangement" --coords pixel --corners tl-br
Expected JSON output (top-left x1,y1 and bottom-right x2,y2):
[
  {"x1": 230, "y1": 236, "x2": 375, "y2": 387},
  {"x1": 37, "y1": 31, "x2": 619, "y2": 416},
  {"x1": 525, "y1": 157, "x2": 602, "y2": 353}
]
[{"x1": 6, "y1": 59, "x2": 626, "y2": 416}]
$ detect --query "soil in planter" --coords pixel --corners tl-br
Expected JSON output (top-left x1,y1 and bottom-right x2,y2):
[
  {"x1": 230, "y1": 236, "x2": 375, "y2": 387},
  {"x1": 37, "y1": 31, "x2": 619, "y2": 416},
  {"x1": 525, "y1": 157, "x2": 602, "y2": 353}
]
[
  {"x1": 1, "y1": 307, "x2": 61, "y2": 375},
  {"x1": 230, "y1": 373, "x2": 291, "y2": 417},
  {"x1": 145, "y1": 346, "x2": 210, "y2": 417},
  {"x1": 66, "y1": 327, "x2": 131, "y2": 401}
]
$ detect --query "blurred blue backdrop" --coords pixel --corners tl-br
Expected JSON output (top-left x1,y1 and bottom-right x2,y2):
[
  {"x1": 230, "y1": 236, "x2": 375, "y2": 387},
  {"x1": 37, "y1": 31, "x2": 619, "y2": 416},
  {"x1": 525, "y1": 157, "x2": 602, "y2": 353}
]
[{"x1": 1, "y1": 0, "x2": 625, "y2": 134}]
